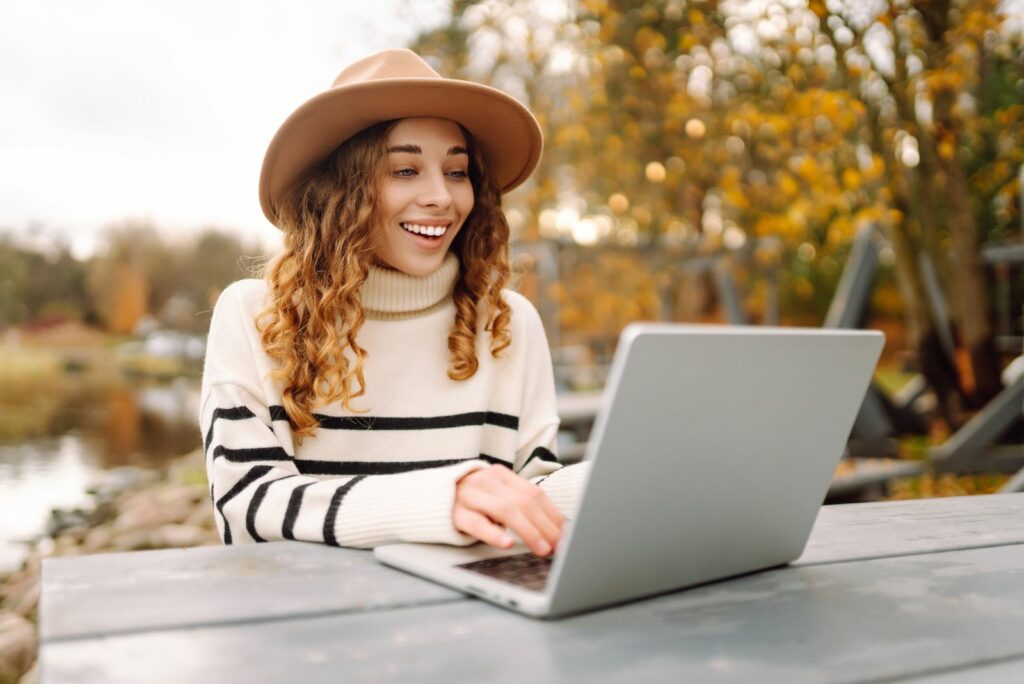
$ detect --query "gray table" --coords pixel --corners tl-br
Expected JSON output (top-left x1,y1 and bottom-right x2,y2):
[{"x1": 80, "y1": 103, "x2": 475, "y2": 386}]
[{"x1": 40, "y1": 494, "x2": 1024, "y2": 683}]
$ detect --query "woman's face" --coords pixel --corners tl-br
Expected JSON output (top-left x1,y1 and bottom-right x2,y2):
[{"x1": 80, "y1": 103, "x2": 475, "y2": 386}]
[{"x1": 374, "y1": 117, "x2": 475, "y2": 277}]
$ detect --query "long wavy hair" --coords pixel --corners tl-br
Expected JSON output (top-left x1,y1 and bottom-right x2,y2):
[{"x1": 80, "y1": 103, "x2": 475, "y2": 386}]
[{"x1": 256, "y1": 120, "x2": 513, "y2": 442}]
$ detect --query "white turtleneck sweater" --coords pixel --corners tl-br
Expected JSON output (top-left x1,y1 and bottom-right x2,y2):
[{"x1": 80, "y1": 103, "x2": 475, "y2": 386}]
[{"x1": 200, "y1": 253, "x2": 585, "y2": 548}]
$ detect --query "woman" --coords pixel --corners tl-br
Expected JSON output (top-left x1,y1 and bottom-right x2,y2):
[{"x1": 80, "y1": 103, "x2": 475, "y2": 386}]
[{"x1": 200, "y1": 49, "x2": 584, "y2": 557}]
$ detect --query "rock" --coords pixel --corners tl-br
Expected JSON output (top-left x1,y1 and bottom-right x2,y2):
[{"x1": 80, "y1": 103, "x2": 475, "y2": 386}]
[
  {"x1": 45, "y1": 508, "x2": 88, "y2": 538},
  {"x1": 46, "y1": 499, "x2": 117, "y2": 539},
  {"x1": 114, "y1": 484, "x2": 197, "y2": 531},
  {"x1": 0, "y1": 568, "x2": 29, "y2": 602},
  {"x1": 7, "y1": 582, "x2": 38, "y2": 621},
  {"x1": 52, "y1": 535, "x2": 84, "y2": 557},
  {"x1": 0, "y1": 573, "x2": 39, "y2": 620},
  {"x1": 85, "y1": 499, "x2": 119, "y2": 527},
  {"x1": 156, "y1": 483, "x2": 207, "y2": 509},
  {"x1": 150, "y1": 524, "x2": 207, "y2": 549},
  {"x1": 18, "y1": 660, "x2": 38, "y2": 684},
  {"x1": 185, "y1": 502, "x2": 214, "y2": 529},
  {"x1": 87, "y1": 466, "x2": 160, "y2": 501},
  {"x1": 55, "y1": 526, "x2": 88, "y2": 545},
  {"x1": 5, "y1": 554, "x2": 42, "y2": 588},
  {"x1": 167, "y1": 448, "x2": 204, "y2": 476},
  {"x1": 82, "y1": 525, "x2": 116, "y2": 554},
  {"x1": 0, "y1": 611, "x2": 36, "y2": 683},
  {"x1": 32, "y1": 538, "x2": 54, "y2": 559},
  {"x1": 109, "y1": 529, "x2": 156, "y2": 552},
  {"x1": 113, "y1": 497, "x2": 165, "y2": 532}
]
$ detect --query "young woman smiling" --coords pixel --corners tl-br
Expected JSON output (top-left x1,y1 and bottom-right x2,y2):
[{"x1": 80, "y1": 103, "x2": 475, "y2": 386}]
[{"x1": 200, "y1": 50, "x2": 585, "y2": 557}]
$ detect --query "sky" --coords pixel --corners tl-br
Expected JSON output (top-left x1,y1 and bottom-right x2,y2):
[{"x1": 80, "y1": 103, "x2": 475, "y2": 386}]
[
  {"x1": 5, "y1": 2, "x2": 1022, "y2": 262},
  {"x1": 0, "y1": 0, "x2": 446, "y2": 258}
]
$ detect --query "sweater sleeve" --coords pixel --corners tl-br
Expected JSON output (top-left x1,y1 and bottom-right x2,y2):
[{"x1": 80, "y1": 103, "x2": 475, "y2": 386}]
[
  {"x1": 506, "y1": 293, "x2": 590, "y2": 519},
  {"x1": 199, "y1": 282, "x2": 488, "y2": 549}
]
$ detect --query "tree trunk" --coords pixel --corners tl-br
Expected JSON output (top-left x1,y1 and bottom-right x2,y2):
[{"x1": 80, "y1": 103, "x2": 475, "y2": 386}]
[
  {"x1": 883, "y1": 162, "x2": 966, "y2": 428},
  {"x1": 933, "y1": 141, "x2": 1002, "y2": 405},
  {"x1": 815, "y1": 7, "x2": 969, "y2": 427},
  {"x1": 915, "y1": 0, "x2": 1002, "y2": 406}
]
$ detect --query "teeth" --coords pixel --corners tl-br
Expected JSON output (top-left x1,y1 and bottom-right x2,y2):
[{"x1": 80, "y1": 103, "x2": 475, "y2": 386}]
[{"x1": 401, "y1": 223, "x2": 448, "y2": 237}]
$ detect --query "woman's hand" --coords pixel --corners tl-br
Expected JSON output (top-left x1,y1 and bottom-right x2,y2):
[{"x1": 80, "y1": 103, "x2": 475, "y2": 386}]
[{"x1": 453, "y1": 464, "x2": 564, "y2": 556}]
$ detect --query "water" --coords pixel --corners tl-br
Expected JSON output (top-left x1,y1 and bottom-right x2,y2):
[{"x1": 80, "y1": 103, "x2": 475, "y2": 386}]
[{"x1": 0, "y1": 377, "x2": 201, "y2": 573}]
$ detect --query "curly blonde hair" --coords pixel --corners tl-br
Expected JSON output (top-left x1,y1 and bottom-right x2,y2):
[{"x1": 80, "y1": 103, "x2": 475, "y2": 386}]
[{"x1": 256, "y1": 120, "x2": 512, "y2": 441}]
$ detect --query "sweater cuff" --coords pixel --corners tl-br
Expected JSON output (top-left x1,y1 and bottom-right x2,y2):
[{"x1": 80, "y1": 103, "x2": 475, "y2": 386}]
[
  {"x1": 337, "y1": 459, "x2": 489, "y2": 548},
  {"x1": 533, "y1": 461, "x2": 591, "y2": 520}
]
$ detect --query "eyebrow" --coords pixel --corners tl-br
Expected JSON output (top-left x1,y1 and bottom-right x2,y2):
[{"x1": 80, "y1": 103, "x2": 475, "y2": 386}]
[{"x1": 386, "y1": 144, "x2": 469, "y2": 156}]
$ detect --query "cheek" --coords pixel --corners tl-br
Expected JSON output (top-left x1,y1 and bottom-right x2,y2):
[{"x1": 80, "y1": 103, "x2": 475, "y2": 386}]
[
  {"x1": 372, "y1": 203, "x2": 395, "y2": 247},
  {"x1": 379, "y1": 178, "x2": 410, "y2": 217},
  {"x1": 459, "y1": 187, "x2": 475, "y2": 217}
]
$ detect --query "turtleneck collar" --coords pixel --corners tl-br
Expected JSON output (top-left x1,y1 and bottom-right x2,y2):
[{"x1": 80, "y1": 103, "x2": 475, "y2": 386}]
[{"x1": 360, "y1": 252, "x2": 459, "y2": 319}]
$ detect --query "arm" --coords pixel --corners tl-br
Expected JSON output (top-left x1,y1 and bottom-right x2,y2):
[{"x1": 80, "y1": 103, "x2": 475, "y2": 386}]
[
  {"x1": 200, "y1": 282, "x2": 487, "y2": 548},
  {"x1": 451, "y1": 294, "x2": 589, "y2": 556},
  {"x1": 508, "y1": 294, "x2": 589, "y2": 519}
]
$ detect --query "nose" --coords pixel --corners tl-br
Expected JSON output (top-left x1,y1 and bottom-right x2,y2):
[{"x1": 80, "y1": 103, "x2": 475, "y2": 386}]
[{"x1": 416, "y1": 169, "x2": 452, "y2": 209}]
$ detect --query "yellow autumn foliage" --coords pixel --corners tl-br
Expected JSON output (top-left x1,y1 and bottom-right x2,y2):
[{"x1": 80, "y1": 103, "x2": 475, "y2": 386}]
[{"x1": 445, "y1": 0, "x2": 1024, "y2": 343}]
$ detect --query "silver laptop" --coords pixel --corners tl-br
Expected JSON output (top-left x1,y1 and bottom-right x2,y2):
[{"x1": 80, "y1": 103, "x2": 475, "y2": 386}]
[{"x1": 375, "y1": 324, "x2": 884, "y2": 618}]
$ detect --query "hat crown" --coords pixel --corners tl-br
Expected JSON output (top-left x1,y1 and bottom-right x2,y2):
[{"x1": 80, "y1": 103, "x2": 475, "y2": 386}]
[{"x1": 331, "y1": 49, "x2": 442, "y2": 88}]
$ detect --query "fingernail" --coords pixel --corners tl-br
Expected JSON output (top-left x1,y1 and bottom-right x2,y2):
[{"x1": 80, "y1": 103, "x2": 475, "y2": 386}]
[
  {"x1": 500, "y1": 534, "x2": 515, "y2": 547},
  {"x1": 537, "y1": 541, "x2": 551, "y2": 556}
]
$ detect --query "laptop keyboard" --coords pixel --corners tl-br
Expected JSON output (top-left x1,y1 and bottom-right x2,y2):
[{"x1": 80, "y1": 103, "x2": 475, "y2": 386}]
[{"x1": 458, "y1": 552, "x2": 552, "y2": 591}]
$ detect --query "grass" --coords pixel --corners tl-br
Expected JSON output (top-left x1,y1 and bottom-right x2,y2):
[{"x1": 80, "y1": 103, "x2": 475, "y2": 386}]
[
  {"x1": 873, "y1": 368, "x2": 917, "y2": 396},
  {"x1": 865, "y1": 367, "x2": 1016, "y2": 500},
  {"x1": 886, "y1": 472, "x2": 1011, "y2": 499},
  {"x1": 0, "y1": 346, "x2": 63, "y2": 384}
]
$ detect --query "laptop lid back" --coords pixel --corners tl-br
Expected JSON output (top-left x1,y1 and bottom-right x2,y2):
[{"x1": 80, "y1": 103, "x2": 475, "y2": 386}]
[{"x1": 546, "y1": 325, "x2": 884, "y2": 617}]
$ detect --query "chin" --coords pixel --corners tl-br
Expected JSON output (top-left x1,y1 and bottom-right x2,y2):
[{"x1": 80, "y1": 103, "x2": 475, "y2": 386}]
[{"x1": 389, "y1": 253, "x2": 447, "y2": 277}]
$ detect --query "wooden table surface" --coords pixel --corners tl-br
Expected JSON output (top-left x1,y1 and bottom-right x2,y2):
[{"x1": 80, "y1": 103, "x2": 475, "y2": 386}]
[{"x1": 39, "y1": 493, "x2": 1024, "y2": 683}]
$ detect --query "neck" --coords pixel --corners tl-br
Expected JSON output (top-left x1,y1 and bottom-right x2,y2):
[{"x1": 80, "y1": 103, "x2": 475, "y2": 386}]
[{"x1": 359, "y1": 252, "x2": 459, "y2": 319}]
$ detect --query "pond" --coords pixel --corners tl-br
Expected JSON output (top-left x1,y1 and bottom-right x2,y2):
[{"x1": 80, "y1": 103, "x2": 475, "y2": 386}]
[{"x1": 0, "y1": 371, "x2": 201, "y2": 572}]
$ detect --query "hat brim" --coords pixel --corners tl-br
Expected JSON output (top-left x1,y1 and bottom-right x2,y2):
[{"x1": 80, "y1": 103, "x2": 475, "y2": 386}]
[{"x1": 259, "y1": 78, "x2": 543, "y2": 227}]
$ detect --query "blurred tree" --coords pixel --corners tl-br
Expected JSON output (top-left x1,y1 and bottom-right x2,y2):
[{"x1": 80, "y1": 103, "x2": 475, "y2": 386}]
[
  {"x1": 418, "y1": 0, "x2": 1023, "y2": 428},
  {"x1": 0, "y1": 232, "x2": 93, "y2": 329},
  {"x1": 2, "y1": 223, "x2": 260, "y2": 335},
  {"x1": 177, "y1": 227, "x2": 262, "y2": 331},
  {"x1": 86, "y1": 221, "x2": 162, "y2": 334},
  {"x1": 86, "y1": 221, "x2": 262, "y2": 334},
  {"x1": 409, "y1": 0, "x2": 588, "y2": 234},
  {"x1": 408, "y1": 0, "x2": 603, "y2": 343},
  {"x1": 802, "y1": 0, "x2": 1023, "y2": 417}
]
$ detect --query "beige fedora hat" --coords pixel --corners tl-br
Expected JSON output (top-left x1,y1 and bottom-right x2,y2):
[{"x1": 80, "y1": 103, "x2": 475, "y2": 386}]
[{"x1": 258, "y1": 48, "x2": 544, "y2": 226}]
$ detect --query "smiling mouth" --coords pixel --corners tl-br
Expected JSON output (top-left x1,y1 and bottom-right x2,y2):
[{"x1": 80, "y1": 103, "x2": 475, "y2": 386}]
[{"x1": 401, "y1": 222, "x2": 450, "y2": 239}]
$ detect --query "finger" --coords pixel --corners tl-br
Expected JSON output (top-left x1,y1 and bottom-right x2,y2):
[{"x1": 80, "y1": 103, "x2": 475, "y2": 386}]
[
  {"x1": 453, "y1": 507, "x2": 514, "y2": 549},
  {"x1": 458, "y1": 485, "x2": 548, "y2": 555},
  {"x1": 499, "y1": 476, "x2": 564, "y2": 546},
  {"x1": 533, "y1": 487, "x2": 565, "y2": 531},
  {"x1": 483, "y1": 474, "x2": 564, "y2": 553},
  {"x1": 498, "y1": 482, "x2": 562, "y2": 547},
  {"x1": 509, "y1": 511, "x2": 557, "y2": 557},
  {"x1": 524, "y1": 500, "x2": 562, "y2": 550},
  {"x1": 458, "y1": 469, "x2": 563, "y2": 555},
  {"x1": 502, "y1": 508, "x2": 553, "y2": 557}
]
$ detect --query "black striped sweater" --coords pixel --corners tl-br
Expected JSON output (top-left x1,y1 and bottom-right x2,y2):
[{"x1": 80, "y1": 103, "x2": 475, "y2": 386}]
[{"x1": 199, "y1": 253, "x2": 585, "y2": 548}]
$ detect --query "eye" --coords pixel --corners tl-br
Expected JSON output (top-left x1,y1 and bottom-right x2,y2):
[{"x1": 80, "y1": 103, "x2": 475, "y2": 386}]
[
  {"x1": 392, "y1": 167, "x2": 416, "y2": 177},
  {"x1": 447, "y1": 169, "x2": 469, "y2": 179}
]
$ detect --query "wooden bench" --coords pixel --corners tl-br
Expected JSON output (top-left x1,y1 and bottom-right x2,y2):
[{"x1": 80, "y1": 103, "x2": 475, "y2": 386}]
[{"x1": 555, "y1": 392, "x2": 926, "y2": 497}]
